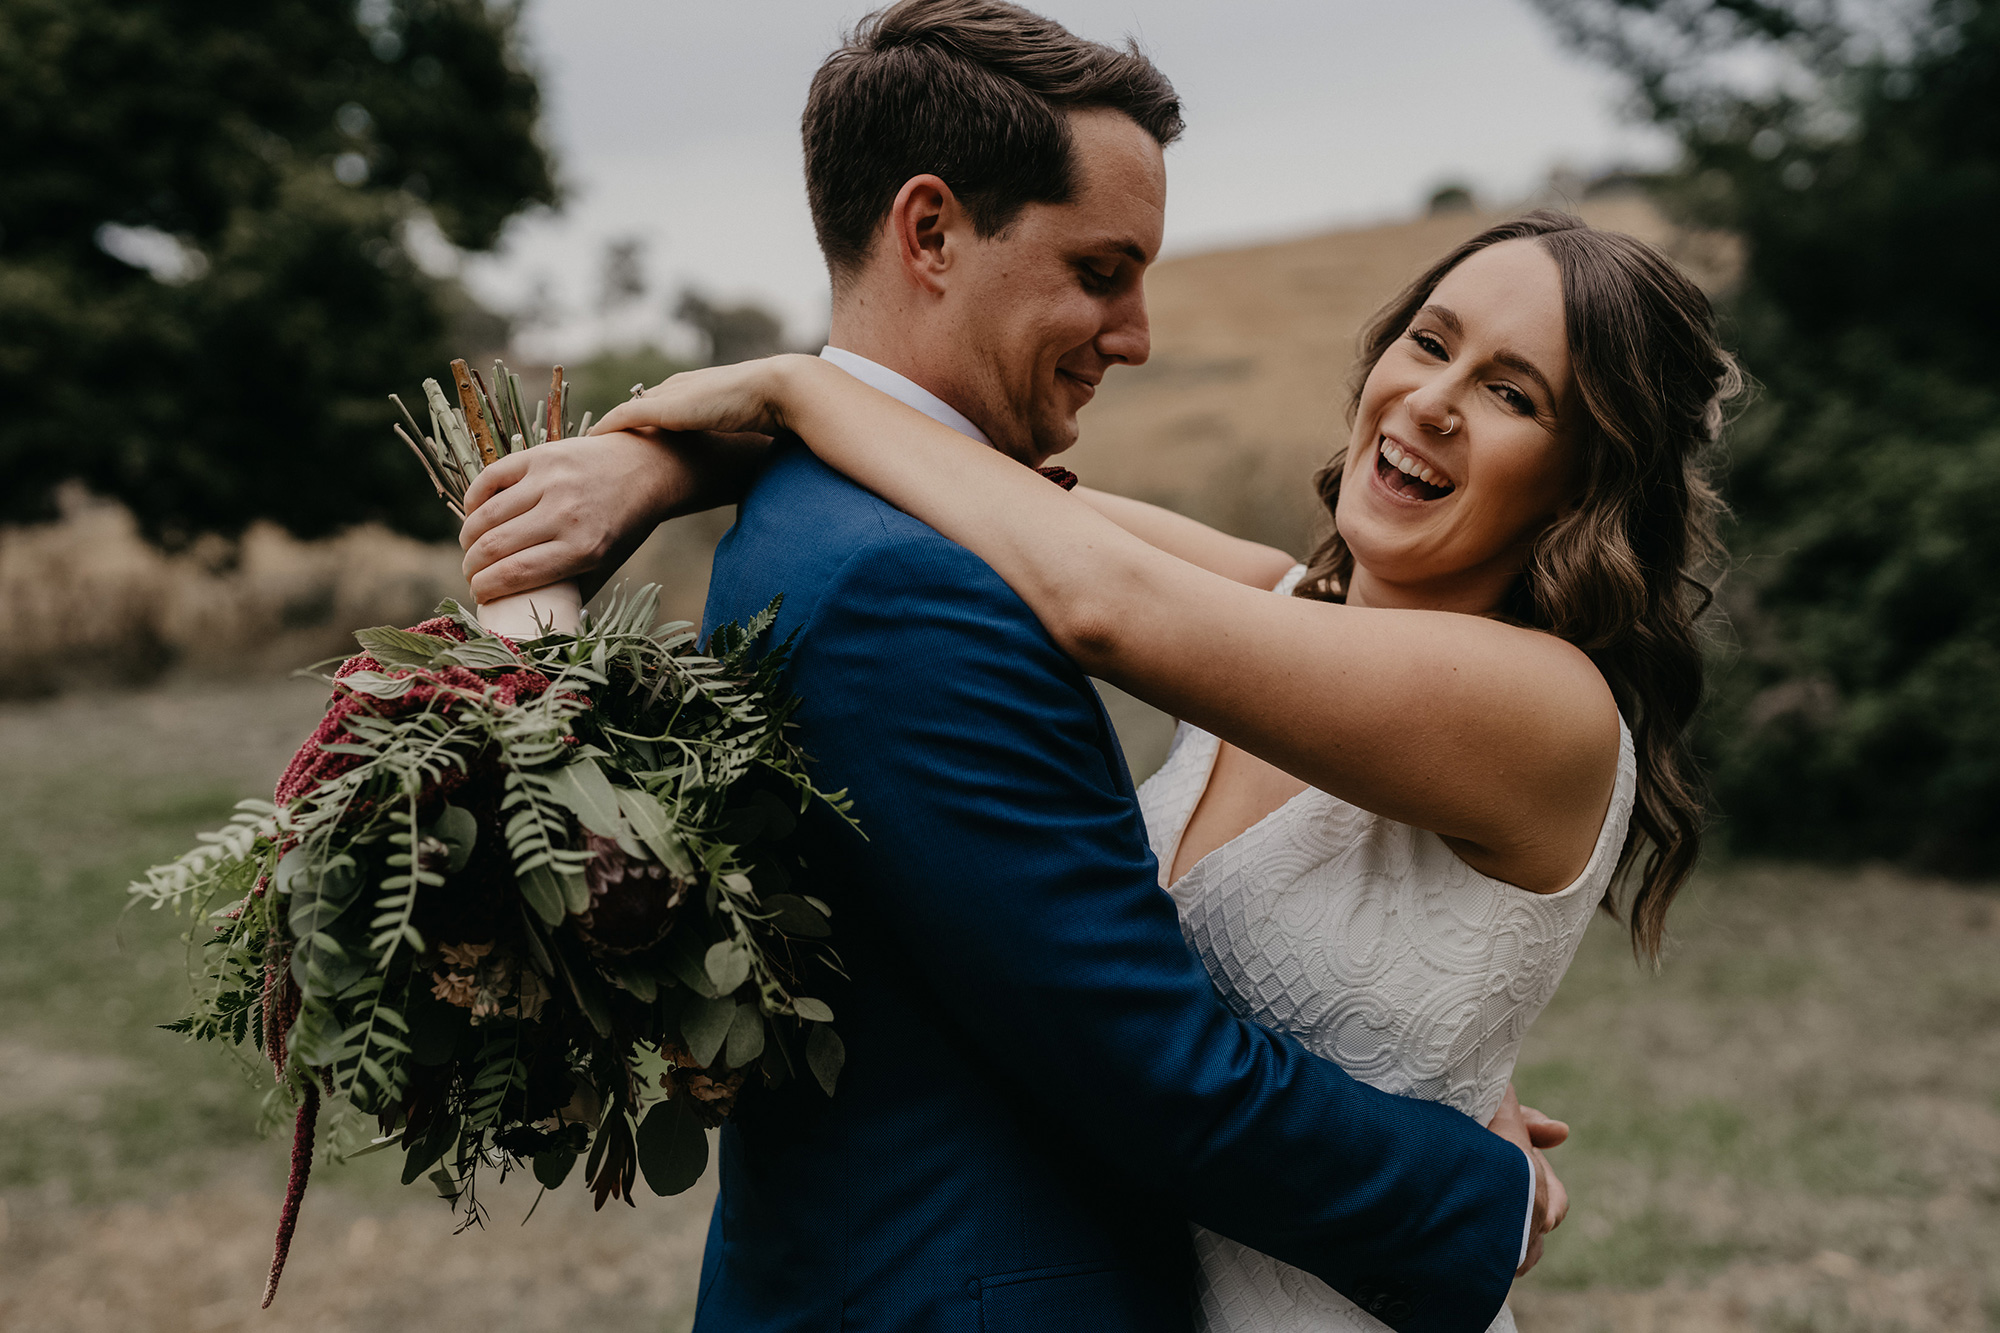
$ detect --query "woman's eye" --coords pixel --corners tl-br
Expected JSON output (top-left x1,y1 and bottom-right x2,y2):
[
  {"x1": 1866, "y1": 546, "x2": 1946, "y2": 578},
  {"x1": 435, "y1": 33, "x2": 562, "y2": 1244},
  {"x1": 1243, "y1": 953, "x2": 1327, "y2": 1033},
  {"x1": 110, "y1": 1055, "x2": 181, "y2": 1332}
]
[
  {"x1": 1408, "y1": 330, "x2": 1446, "y2": 358},
  {"x1": 1494, "y1": 385, "x2": 1535, "y2": 415}
]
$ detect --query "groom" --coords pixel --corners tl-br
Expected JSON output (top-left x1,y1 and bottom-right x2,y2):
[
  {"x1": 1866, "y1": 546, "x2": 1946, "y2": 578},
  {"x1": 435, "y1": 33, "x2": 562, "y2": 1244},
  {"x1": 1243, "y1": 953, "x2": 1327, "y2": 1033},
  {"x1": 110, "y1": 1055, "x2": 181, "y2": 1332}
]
[{"x1": 461, "y1": 3, "x2": 1562, "y2": 1329}]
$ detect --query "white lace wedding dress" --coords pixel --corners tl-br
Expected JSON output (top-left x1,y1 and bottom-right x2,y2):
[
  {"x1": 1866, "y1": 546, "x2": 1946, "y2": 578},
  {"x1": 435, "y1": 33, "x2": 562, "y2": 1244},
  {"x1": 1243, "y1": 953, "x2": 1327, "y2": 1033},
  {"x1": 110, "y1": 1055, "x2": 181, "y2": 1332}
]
[{"x1": 1136, "y1": 568, "x2": 1638, "y2": 1333}]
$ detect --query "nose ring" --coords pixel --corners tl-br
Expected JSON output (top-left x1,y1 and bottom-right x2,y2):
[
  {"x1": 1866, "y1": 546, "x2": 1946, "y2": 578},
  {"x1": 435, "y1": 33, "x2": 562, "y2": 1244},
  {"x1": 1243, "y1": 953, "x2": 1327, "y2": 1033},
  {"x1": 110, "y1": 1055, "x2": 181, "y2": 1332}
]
[{"x1": 1439, "y1": 414, "x2": 1459, "y2": 436}]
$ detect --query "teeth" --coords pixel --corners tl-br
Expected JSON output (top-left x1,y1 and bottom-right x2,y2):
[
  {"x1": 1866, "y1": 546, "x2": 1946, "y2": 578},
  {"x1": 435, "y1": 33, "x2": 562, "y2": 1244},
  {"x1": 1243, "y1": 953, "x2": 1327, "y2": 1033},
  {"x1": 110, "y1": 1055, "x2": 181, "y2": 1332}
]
[{"x1": 1380, "y1": 439, "x2": 1451, "y2": 491}]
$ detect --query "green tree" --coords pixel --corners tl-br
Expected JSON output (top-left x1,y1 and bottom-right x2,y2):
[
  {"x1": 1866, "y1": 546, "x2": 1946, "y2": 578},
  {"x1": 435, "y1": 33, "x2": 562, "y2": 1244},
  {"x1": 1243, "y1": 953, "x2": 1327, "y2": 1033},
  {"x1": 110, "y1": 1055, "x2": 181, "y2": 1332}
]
[
  {"x1": 0, "y1": 0, "x2": 557, "y2": 540},
  {"x1": 1533, "y1": 0, "x2": 2000, "y2": 868}
]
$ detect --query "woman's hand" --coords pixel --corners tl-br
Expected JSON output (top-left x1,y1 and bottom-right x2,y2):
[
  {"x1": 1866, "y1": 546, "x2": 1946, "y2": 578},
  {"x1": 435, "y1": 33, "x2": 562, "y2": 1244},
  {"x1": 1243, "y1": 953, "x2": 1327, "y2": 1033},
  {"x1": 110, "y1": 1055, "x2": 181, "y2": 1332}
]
[
  {"x1": 592, "y1": 354, "x2": 824, "y2": 440},
  {"x1": 459, "y1": 426, "x2": 768, "y2": 603}
]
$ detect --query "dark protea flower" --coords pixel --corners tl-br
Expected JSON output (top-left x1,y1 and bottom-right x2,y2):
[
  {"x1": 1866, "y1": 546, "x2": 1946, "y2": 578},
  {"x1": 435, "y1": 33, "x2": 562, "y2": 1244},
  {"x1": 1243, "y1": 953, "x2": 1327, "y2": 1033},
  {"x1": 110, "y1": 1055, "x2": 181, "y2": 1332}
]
[{"x1": 573, "y1": 832, "x2": 689, "y2": 956}]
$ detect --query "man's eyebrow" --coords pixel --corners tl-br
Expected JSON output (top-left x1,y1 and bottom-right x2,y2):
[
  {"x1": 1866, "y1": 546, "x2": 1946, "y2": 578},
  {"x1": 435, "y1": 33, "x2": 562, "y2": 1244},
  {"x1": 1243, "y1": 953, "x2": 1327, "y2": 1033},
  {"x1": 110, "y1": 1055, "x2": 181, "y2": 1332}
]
[{"x1": 1081, "y1": 238, "x2": 1151, "y2": 265}]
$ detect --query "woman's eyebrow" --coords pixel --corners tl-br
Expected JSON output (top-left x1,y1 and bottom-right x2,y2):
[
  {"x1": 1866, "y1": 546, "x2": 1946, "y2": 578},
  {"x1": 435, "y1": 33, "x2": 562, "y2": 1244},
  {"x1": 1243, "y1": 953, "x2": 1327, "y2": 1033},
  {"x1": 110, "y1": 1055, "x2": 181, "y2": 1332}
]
[
  {"x1": 1494, "y1": 350, "x2": 1555, "y2": 403},
  {"x1": 1418, "y1": 303, "x2": 1462, "y2": 335},
  {"x1": 1418, "y1": 304, "x2": 1556, "y2": 404}
]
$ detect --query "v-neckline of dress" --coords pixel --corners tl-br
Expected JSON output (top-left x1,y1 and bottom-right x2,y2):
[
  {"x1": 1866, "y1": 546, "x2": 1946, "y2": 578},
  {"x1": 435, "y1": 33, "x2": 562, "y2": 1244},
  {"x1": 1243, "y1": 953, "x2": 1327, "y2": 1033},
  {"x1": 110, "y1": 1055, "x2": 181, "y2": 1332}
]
[{"x1": 1161, "y1": 727, "x2": 1325, "y2": 894}]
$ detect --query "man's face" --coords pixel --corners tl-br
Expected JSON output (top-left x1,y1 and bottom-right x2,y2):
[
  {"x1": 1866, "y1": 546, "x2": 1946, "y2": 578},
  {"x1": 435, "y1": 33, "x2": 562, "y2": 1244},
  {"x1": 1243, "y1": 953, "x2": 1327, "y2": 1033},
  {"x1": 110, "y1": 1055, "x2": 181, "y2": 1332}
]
[{"x1": 942, "y1": 110, "x2": 1166, "y2": 465}]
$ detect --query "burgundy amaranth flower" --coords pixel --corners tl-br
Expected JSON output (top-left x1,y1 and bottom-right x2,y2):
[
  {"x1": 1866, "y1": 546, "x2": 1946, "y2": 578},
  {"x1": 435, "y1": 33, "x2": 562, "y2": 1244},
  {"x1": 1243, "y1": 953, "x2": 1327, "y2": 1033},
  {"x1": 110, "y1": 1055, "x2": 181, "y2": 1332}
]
[
  {"x1": 273, "y1": 616, "x2": 554, "y2": 808},
  {"x1": 262, "y1": 1082, "x2": 320, "y2": 1308}
]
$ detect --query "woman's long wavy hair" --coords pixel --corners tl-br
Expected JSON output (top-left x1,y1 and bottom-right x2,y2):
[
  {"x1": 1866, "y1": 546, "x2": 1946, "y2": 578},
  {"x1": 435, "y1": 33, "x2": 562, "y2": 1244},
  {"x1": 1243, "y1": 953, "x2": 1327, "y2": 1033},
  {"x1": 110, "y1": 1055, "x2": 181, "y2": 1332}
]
[{"x1": 1295, "y1": 210, "x2": 1739, "y2": 959}]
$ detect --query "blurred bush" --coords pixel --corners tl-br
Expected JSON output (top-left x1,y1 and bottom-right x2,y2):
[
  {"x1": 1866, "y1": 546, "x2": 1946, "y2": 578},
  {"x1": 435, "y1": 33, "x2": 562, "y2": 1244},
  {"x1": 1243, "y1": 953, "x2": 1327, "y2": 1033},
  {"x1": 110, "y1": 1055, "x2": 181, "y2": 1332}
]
[
  {"x1": 1536, "y1": 0, "x2": 2000, "y2": 870},
  {"x1": 0, "y1": 0, "x2": 556, "y2": 543},
  {"x1": 0, "y1": 485, "x2": 468, "y2": 698}
]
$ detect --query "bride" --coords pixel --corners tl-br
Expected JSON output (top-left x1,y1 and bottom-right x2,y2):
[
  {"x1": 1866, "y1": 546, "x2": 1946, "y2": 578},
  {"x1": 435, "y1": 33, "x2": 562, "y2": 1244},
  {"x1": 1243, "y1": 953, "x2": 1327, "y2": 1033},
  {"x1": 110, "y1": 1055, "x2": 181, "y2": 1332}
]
[{"x1": 490, "y1": 209, "x2": 1737, "y2": 1330}]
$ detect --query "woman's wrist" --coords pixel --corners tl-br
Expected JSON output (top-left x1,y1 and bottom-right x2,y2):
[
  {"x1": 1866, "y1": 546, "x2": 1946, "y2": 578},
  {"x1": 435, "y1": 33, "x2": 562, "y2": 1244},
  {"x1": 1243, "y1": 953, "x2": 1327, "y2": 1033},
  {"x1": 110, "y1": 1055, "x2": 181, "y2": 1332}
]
[{"x1": 765, "y1": 352, "x2": 833, "y2": 437}]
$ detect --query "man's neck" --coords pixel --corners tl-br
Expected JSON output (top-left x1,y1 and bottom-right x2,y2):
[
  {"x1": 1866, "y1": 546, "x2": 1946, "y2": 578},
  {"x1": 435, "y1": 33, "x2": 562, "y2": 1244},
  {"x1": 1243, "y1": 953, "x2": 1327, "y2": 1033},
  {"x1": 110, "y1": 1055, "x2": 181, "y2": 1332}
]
[{"x1": 827, "y1": 307, "x2": 1003, "y2": 448}]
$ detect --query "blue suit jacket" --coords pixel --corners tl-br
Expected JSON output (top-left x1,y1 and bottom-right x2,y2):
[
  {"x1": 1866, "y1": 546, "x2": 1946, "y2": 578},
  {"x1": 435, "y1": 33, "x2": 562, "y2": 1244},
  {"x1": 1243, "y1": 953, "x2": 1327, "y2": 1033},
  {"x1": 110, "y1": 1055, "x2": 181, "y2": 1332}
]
[{"x1": 695, "y1": 441, "x2": 1528, "y2": 1333}]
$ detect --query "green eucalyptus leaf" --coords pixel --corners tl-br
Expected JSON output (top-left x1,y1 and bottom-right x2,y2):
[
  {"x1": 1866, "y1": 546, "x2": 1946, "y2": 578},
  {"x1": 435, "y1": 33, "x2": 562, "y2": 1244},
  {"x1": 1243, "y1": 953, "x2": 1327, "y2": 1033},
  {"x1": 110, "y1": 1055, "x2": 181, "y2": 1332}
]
[
  {"x1": 288, "y1": 891, "x2": 345, "y2": 938},
  {"x1": 436, "y1": 637, "x2": 521, "y2": 670},
  {"x1": 553, "y1": 943, "x2": 612, "y2": 1038},
  {"x1": 291, "y1": 932, "x2": 366, "y2": 999},
  {"x1": 544, "y1": 759, "x2": 632, "y2": 844},
  {"x1": 400, "y1": 1114, "x2": 459, "y2": 1186},
  {"x1": 682, "y1": 993, "x2": 735, "y2": 1067},
  {"x1": 762, "y1": 894, "x2": 832, "y2": 939},
  {"x1": 405, "y1": 990, "x2": 463, "y2": 1066},
  {"x1": 666, "y1": 931, "x2": 720, "y2": 998},
  {"x1": 751, "y1": 788, "x2": 797, "y2": 841},
  {"x1": 336, "y1": 671, "x2": 424, "y2": 699},
  {"x1": 353, "y1": 625, "x2": 458, "y2": 668},
  {"x1": 715, "y1": 803, "x2": 768, "y2": 847},
  {"x1": 724, "y1": 1002, "x2": 765, "y2": 1068},
  {"x1": 286, "y1": 1006, "x2": 342, "y2": 1067},
  {"x1": 430, "y1": 804, "x2": 478, "y2": 873},
  {"x1": 635, "y1": 1096, "x2": 708, "y2": 1196},
  {"x1": 704, "y1": 941, "x2": 750, "y2": 995},
  {"x1": 791, "y1": 996, "x2": 834, "y2": 1023},
  {"x1": 287, "y1": 857, "x2": 360, "y2": 937},
  {"x1": 614, "y1": 787, "x2": 693, "y2": 876},
  {"x1": 273, "y1": 844, "x2": 310, "y2": 897},
  {"x1": 518, "y1": 864, "x2": 566, "y2": 926},
  {"x1": 806, "y1": 1023, "x2": 845, "y2": 1098},
  {"x1": 518, "y1": 905, "x2": 557, "y2": 977},
  {"x1": 609, "y1": 957, "x2": 658, "y2": 1003},
  {"x1": 532, "y1": 1148, "x2": 577, "y2": 1190}
]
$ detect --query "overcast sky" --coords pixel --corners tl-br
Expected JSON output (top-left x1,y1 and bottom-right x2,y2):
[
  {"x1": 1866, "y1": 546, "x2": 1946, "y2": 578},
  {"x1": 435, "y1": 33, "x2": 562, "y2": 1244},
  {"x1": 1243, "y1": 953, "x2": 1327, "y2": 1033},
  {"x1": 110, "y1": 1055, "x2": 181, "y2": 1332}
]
[{"x1": 467, "y1": 0, "x2": 1672, "y2": 359}]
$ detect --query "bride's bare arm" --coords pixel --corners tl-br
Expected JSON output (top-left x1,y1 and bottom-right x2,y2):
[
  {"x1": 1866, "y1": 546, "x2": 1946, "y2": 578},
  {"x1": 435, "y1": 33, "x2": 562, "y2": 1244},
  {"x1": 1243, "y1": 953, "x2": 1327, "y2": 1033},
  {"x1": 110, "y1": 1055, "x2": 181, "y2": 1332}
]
[
  {"x1": 1074, "y1": 488, "x2": 1297, "y2": 589},
  {"x1": 597, "y1": 356, "x2": 1622, "y2": 892}
]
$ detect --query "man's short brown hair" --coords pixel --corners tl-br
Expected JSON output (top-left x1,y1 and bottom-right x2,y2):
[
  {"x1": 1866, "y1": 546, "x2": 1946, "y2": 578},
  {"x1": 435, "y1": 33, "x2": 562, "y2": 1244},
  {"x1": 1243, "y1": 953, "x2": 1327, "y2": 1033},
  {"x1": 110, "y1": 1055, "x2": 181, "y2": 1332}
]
[{"x1": 801, "y1": 0, "x2": 1183, "y2": 285}]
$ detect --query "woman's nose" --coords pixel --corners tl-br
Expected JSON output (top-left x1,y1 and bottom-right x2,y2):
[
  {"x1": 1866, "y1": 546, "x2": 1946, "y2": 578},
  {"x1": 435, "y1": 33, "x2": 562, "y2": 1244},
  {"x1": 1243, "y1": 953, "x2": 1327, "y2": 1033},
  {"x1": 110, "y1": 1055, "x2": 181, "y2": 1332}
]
[{"x1": 1405, "y1": 381, "x2": 1461, "y2": 437}]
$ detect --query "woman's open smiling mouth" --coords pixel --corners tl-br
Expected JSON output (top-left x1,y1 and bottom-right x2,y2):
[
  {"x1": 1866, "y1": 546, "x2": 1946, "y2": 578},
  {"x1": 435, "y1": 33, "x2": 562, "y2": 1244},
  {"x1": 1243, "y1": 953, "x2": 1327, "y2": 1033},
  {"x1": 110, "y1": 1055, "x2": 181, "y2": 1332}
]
[{"x1": 1372, "y1": 435, "x2": 1457, "y2": 503}]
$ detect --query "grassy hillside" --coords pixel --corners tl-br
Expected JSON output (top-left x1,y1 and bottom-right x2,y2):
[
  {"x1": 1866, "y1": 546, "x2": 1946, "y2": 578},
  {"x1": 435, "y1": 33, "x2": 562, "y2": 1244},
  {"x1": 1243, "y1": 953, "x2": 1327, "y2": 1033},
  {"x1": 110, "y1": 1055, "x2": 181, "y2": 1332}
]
[{"x1": 1, "y1": 672, "x2": 1993, "y2": 1331}]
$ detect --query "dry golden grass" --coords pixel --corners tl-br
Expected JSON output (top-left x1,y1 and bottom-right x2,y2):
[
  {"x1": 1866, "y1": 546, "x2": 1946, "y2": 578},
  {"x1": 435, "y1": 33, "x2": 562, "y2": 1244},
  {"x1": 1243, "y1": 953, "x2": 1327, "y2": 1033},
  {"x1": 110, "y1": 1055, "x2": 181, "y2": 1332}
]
[
  {"x1": 0, "y1": 486, "x2": 732, "y2": 699},
  {"x1": 1, "y1": 1169, "x2": 716, "y2": 1333},
  {"x1": 2, "y1": 676, "x2": 1993, "y2": 1332},
  {"x1": 0, "y1": 486, "x2": 470, "y2": 697}
]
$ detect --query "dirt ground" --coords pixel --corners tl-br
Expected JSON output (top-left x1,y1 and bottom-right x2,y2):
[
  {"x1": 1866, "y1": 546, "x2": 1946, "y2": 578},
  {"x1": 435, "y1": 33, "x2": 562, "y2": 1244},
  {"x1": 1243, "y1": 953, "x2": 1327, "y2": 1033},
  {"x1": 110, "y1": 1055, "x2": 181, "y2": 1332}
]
[{"x1": 2, "y1": 673, "x2": 1994, "y2": 1331}]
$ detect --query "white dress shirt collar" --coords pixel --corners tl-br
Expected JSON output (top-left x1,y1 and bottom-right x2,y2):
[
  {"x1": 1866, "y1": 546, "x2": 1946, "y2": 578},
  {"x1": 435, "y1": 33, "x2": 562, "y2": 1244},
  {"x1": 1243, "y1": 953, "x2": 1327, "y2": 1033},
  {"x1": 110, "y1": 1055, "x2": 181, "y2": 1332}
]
[{"x1": 818, "y1": 345, "x2": 992, "y2": 447}]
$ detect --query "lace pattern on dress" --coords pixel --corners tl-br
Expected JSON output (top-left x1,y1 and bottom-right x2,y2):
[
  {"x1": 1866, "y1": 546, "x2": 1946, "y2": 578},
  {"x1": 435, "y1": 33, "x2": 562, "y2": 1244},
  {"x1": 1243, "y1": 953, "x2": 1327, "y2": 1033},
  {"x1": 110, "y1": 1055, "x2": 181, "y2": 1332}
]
[{"x1": 1137, "y1": 566, "x2": 1636, "y2": 1333}]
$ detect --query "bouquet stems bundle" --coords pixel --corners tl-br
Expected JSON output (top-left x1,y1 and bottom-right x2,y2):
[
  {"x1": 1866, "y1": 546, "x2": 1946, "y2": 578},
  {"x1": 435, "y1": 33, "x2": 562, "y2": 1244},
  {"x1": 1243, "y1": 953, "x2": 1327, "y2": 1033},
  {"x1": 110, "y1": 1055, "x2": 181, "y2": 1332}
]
[
  {"x1": 135, "y1": 364, "x2": 850, "y2": 1306},
  {"x1": 392, "y1": 357, "x2": 586, "y2": 637}
]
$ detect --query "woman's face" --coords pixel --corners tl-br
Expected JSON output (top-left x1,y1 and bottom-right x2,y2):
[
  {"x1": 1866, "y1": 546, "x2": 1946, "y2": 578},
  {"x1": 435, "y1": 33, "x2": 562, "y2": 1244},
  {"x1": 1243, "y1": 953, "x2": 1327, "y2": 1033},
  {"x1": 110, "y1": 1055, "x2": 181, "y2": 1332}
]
[{"x1": 1333, "y1": 238, "x2": 1579, "y2": 613}]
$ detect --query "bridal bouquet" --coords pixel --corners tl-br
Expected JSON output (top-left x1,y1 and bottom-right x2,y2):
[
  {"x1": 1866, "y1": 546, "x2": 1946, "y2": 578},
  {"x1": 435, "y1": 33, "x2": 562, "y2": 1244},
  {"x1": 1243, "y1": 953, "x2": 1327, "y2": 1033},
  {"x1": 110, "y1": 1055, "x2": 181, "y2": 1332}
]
[{"x1": 133, "y1": 362, "x2": 850, "y2": 1306}]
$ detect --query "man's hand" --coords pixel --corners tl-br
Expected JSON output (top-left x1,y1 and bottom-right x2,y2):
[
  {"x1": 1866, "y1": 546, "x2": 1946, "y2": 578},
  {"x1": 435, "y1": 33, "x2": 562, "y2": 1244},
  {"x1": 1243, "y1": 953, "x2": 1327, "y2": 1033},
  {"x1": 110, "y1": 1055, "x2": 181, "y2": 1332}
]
[
  {"x1": 458, "y1": 428, "x2": 765, "y2": 603},
  {"x1": 1486, "y1": 1084, "x2": 1570, "y2": 1277}
]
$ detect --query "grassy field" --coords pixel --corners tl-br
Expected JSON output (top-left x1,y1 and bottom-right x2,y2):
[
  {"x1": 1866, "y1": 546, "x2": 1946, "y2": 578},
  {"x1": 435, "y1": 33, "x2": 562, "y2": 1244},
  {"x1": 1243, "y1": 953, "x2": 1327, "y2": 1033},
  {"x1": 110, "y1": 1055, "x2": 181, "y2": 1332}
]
[{"x1": 1, "y1": 673, "x2": 1994, "y2": 1331}]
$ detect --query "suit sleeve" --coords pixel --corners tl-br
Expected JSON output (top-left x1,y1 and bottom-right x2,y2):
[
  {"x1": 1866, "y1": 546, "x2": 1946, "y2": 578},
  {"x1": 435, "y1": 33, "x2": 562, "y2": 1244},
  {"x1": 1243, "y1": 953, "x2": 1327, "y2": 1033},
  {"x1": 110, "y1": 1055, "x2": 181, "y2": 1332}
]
[{"x1": 787, "y1": 532, "x2": 1529, "y2": 1333}]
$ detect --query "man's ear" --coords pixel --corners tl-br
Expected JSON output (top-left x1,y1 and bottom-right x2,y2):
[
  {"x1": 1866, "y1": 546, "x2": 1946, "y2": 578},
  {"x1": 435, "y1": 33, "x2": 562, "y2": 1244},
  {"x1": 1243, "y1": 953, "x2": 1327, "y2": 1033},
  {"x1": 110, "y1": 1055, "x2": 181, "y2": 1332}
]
[{"x1": 887, "y1": 174, "x2": 963, "y2": 297}]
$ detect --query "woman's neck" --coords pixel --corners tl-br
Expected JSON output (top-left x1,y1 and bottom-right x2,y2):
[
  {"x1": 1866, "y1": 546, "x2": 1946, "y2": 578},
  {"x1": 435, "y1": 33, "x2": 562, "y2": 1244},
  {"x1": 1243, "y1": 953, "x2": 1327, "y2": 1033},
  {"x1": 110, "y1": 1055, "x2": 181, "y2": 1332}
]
[{"x1": 1344, "y1": 562, "x2": 1514, "y2": 616}]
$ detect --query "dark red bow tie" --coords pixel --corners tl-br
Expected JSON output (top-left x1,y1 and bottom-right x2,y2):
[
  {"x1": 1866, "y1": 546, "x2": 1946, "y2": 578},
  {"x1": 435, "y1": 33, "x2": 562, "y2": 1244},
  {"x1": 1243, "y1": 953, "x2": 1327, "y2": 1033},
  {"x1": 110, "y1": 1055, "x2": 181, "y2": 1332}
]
[{"x1": 1037, "y1": 465, "x2": 1079, "y2": 491}]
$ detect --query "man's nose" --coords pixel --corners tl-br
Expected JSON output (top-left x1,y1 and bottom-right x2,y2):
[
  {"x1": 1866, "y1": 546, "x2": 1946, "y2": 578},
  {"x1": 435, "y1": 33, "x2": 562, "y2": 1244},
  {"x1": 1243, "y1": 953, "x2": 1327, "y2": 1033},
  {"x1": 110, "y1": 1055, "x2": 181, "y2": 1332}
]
[{"x1": 1098, "y1": 288, "x2": 1151, "y2": 367}]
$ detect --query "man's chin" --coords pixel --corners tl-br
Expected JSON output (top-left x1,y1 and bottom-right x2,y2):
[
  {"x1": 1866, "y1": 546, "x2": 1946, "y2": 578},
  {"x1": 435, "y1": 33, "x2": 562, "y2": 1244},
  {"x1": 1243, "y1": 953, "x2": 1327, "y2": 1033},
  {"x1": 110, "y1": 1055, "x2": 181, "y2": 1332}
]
[{"x1": 1027, "y1": 419, "x2": 1081, "y2": 467}]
